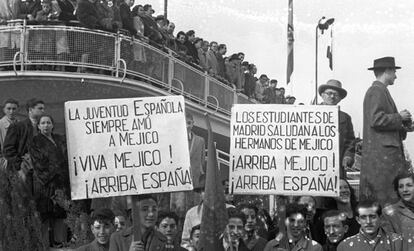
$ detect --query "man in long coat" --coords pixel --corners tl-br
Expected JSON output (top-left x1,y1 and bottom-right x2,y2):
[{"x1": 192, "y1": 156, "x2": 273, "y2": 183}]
[{"x1": 360, "y1": 57, "x2": 413, "y2": 206}]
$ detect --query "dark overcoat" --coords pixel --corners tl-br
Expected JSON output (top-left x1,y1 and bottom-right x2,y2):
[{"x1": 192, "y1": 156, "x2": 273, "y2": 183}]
[
  {"x1": 338, "y1": 110, "x2": 355, "y2": 177},
  {"x1": 3, "y1": 118, "x2": 35, "y2": 171},
  {"x1": 360, "y1": 81, "x2": 407, "y2": 205},
  {"x1": 29, "y1": 133, "x2": 69, "y2": 220}
]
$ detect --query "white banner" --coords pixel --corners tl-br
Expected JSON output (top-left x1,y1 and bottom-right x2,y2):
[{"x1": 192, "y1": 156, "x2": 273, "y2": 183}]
[
  {"x1": 230, "y1": 104, "x2": 340, "y2": 197},
  {"x1": 65, "y1": 96, "x2": 193, "y2": 200}
]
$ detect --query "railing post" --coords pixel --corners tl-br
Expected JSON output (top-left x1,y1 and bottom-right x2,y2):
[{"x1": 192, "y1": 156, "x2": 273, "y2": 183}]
[
  {"x1": 20, "y1": 19, "x2": 27, "y2": 71},
  {"x1": 234, "y1": 88, "x2": 238, "y2": 105},
  {"x1": 115, "y1": 32, "x2": 121, "y2": 77},
  {"x1": 204, "y1": 73, "x2": 209, "y2": 107},
  {"x1": 168, "y1": 49, "x2": 174, "y2": 92}
]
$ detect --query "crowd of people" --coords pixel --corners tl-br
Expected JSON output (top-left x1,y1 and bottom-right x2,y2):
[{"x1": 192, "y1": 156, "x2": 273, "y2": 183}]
[
  {"x1": 1, "y1": 0, "x2": 414, "y2": 250},
  {"x1": 0, "y1": 68, "x2": 412, "y2": 250},
  {"x1": 0, "y1": 0, "x2": 296, "y2": 105}
]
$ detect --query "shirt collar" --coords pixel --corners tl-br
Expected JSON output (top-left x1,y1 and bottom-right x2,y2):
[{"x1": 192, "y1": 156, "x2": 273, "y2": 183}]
[
  {"x1": 288, "y1": 235, "x2": 308, "y2": 249},
  {"x1": 359, "y1": 228, "x2": 383, "y2": 244}
]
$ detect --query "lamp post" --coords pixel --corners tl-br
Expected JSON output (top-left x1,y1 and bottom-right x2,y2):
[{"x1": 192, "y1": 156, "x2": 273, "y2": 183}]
[{"x1": 314, "y1": 16, "x2": 334, "y2": 104}]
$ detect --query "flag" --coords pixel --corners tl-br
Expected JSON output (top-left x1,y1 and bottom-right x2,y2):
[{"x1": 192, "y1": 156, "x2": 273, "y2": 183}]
[
  {"x1": 326, "y1": 27, "x2": 333, "y2": 70},
  {"x1": 198, "y1": 114, "x2": 228, "y2": 251},
  {"x1": 286, "y1": 0, "x2": 294, "y2": 84}
]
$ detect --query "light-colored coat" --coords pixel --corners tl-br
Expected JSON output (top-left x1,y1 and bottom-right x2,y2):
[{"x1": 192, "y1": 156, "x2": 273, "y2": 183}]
[
  {"x1": 206, "y1": 49, "x2": 218, "y2": 75},
  {"x1": 0, "y1": 0, "x2": 21, "y2": 49}
]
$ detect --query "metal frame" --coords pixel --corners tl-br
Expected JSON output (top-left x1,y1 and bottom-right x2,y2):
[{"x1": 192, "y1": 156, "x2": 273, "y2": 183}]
[{"x1": 0, "y1": 22, "x2": 256, "y2": 115}]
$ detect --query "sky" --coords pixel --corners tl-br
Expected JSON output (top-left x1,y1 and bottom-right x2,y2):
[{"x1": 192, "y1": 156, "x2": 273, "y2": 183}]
[{"x1": 140, "y1": 0, "x2": 414, "y2": 155}]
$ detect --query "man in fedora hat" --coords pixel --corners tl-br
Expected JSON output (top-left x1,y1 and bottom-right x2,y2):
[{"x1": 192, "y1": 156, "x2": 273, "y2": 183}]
[
  {"x1": 319, "y1": 79, "x2": 356, "y2": 178},
  {"x1": 360, "y1": 56, "x2": 413, "y2": 206}
]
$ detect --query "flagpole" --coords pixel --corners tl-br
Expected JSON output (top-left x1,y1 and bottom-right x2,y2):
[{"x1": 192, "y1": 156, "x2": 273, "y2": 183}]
[
  {"x1": 164, "y1": 0, "x2": 168, "y2": 19},
  {"x1": 314, "y1": 18, "x2": 322, "y2": 105},
  {"x1": 198, "y1": 113, "x2": 228, "y2": 251},
  {"x1": 286, "y1": 0, "x2": 294, "y2": 85},
  {"x1": 330, "y1": 25, "x2": 334, "y2": 70}
]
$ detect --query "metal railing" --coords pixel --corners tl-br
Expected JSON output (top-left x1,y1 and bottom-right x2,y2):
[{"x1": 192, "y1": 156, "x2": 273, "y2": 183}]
[{"x1": 0, "y1": 21, "x2": 256, "y2": 115}]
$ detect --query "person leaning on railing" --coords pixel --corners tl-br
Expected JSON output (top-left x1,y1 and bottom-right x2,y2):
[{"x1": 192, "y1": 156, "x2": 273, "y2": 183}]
[
  {"x1": 131, "y1": 5, "x2": 144, "y2": 36},
  {"x1": 56, "y1": 0, "x2": 76, "y2": 22},
  {"x1": 119, "y1": 0, "x2": 136, "y2": 36},
  {"x1": 18, "y1": 0, "x2": 41, "y2": 21},
  {"x1": 140, "y1": 4, "x2": 164, "y2": 46},
  {"x1": 96, "y1": 0, "x2": 122, "y2": 32},
  {"x1": 0, "y1": 0, "x2": 19, "y2": 24},
  {"x1": 76, "y1": 0, "x2": 103, "y2": 29},
  {"x1": 35, "y1": 0, "x2": 59, "y2": 22}
]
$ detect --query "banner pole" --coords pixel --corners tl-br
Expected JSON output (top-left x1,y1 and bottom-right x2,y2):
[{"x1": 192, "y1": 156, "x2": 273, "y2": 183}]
[{"x1": 132, "y1": 195, "x2": 142, "y2": 242}]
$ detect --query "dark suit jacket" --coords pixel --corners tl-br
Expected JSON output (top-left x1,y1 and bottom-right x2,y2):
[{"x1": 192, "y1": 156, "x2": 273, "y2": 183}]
[
  {"x1": 184, "y1": 40, "x2": 199, "y2": 64},
  {"x1": 360, "y1": 81, "x2": 407, "y2": 205},
  {"x1": 109, "y1": 227, "x2": 170, "y2": 251},
  {"x1": 338, "y1": 110, "x2": 355, "y2": 177},
  {"x1": 76, "y1": 239, "x2": 109, "y2": 251},
  {"x1": 119, "y1": 2, "x2": 136, "y2": 35},
  {"x1": 76, "y1": 0, "x2": 102, "y2": 29},
  {"x1": 3, "y1": 118, "x2": 35, "y2": 170},
  {"x1": 17, "y1": 0, "x2": 41, "y2": 19}
]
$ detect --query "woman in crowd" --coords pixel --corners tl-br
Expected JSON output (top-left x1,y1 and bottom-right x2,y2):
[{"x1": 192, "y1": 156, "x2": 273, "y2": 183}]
[
  {"x1": 30, "y1": 114, "x2": 70, "y2": 248},
  {"x1": 383, "y1": 172, "x2": 414, "y2": 251}
]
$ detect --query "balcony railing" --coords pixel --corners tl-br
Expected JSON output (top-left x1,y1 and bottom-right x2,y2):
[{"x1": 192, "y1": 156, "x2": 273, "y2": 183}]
[{"x1": 0, "y1": 20, "x2": 256, "y2": 115}]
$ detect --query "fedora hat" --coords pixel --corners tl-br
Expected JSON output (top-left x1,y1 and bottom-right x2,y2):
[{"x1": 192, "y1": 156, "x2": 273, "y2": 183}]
[
  {"x1": 318, "y1": 79, "x2": 347, "y2": 99},
  {"x1": 368, "y1": 56, "x2": 401, "y2": 70}
]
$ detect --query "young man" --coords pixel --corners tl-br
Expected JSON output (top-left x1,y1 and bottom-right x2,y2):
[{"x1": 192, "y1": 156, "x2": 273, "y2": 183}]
[
  {"x1": 239, "y1": 204, "x2": 267, "y2": 251},
  {"x1": 243, "y1": 64, "x2": 257, "y2": 99},
  {"x1": 206, "y1": 41, "x2": 219, "y2": 75},
  {"x1": 181, "y1": 185, "x2": 235, "y2": 249},
  {"x1": 187, "y1": 224, "x2": 200, "y2": 251},
  {"x1": 76, "y1": 208, "x2": 115, "y2": 251},
  {"x1": 180, "y1": 186, "x2": 204, "y2": 249},
  {"x1": 216, "y1": 44, "x2": 227, "y2": 78},
  {"x1": 109, "y1": 195, "x2": 167, "y2": 251},
  {"x1": 255, "y1": 74, "x2": 269, "y2": 102},
  {"x1": 219, "y1": 208, "x2": 250, "y2": 251},
  {"x1": 225, "y1": 53, "x2": 243, "y2": 90},
  {"x1": 3, "y1": 98, "x2": 44, "y2": 179},
  {"x1": 297, "y1": 197, "x2": 322, "y2": 246},
  {"x1": 337, "y1": 200, "x2": 402, "y2": 251},
  {"x1": 0, "y1": 99, "x2": 19, "y2": 154},
  {"x1": 186, "y1": 113, "x2": 205, "y2": 191},
  {"x1": 361, "y1": 57, "x2": 413, "y2": 205},
  {"x1": 322, "y1": 210, "x2": 349, "y2": 251},
  {"x1": 285, "y1": 95, "x2": 296, "y2": 104},
  {"x1": 156, "y1": 211, "x2": 186, "y2": 250},
  {"x1": 262, "y1": 79, "x2": 277, "y2": 104},
  {"x1": 264, "y1": 203, "x2": 322, "y2": 251},
  {"x1": 184, "y1": 30, "x2": 199, "y2": 63},
  {"x1": 114, "y1": 215, "x2": 127, "y2": 232}
]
